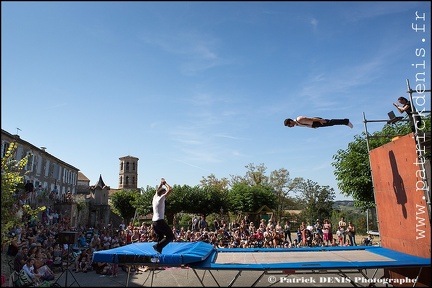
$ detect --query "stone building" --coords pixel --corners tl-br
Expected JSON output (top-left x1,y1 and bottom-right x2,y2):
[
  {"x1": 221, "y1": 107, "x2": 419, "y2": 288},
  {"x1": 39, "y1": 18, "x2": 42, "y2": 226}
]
[
  {"x1": 119, "y1": 155, "x2": 139, "y2": 189},
  {"x1": 1, "y1": 129, "x2": 79, "y2": 198}
]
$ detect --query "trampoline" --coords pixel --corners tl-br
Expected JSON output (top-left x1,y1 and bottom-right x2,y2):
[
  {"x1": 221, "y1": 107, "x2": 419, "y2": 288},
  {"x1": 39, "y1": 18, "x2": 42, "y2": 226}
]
[{"x1": 92, "y1": 242, "x2": 430, "y2": 287}]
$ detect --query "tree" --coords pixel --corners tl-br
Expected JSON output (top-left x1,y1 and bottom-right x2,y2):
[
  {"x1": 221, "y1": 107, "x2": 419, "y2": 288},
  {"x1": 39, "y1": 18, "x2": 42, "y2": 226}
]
[
  {"x1": 269, "y1": 168, "x2": 303, "y2": 221},
  {"x1": 110, "y1": 189, "x2": 141, "y2": 223},
  {"x1": 1, "y1": 141, "x2": 43, "y2": 246},
  {"x1": 331, "y1": 117, "x2": 430, "y2": 211},
  {"x1": 230, "y1": 163, "x2": 269, "y2": 186},
  {"x1": 133, "y1": 185, "x2": 156, "y2": 219},
  {"x1": 228, "y1": 182, "x2": 277, "y2": 214},
  {"x1": 296, "y1": 179, "x2": 335, "y2": 223},
  {"x1": 332, "y1": 134, "x2": 375, "y2": 211},
  {"x1": 200, "y1": 174, "x2": 230, "y2": 190}
]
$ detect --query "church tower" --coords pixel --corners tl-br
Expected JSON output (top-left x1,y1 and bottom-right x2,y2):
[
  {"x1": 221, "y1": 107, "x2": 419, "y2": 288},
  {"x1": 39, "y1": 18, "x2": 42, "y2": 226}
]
[{"x1": 119, "y1": 155, "x2": 139, "y2": 189}]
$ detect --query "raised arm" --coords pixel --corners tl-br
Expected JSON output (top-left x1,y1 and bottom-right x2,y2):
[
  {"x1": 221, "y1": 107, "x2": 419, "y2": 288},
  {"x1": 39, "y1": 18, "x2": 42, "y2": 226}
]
[
  {"x1": 160, "y1": 178, "x2": 174, "y2": 197},
  {"x1": 164, "y1": 181, "x2": 173, "y2": 198}
]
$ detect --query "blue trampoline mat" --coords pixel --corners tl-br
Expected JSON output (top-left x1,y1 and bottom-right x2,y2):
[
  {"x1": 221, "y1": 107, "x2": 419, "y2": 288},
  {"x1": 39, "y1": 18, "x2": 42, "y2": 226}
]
[
  {"x1": 92, "y1": 242, "x2": 431, "y2": 271},
  {"x1": 192, "y1": 245, "x2": 431, "y2": 271},
  {"x1": 92, "y1": 242, "x2": 214, "y2": 266}
]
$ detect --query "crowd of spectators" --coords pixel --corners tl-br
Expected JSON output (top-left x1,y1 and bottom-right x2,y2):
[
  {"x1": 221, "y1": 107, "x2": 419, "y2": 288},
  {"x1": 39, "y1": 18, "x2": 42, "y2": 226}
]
[{"x1": 5, "y1": 187, "x2": 373, "y2": 283}]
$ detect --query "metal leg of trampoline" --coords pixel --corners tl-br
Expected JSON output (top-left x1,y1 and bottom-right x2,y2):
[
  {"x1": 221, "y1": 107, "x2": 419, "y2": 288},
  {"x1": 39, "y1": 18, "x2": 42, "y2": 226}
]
[
  {"x1": 191, "y1": 269, "x2": 210, "y2": 287},
  {"x1": 412, "y1": 266, "x2": 423, "y2": 288},
  {"x1": 250, "y1": 271, "x2": 266, "y2": 287},
  {"x1": 227, "y1": 270, "x2": 243, "y2": 287},
  {"x1": 191, "y1": 268, "x2": 239, "y2": 287},
  {"x1": 141, "y1": 269, "x2": 153, "y2": 287},
  {"x1": 126, "y1": 267, "x2": 131, "y2": 287},
  {"x1": 150, "y1": 268, "x2": 155, "y2": 287},
  {"x1": 207, "y1": 270, "x2": 221, "y2": 287}
]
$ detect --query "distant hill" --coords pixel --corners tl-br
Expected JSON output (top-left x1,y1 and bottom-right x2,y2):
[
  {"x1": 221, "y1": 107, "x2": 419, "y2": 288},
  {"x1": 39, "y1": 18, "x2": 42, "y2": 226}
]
[
  {"x1": 334, "y1": 200, "x2": 355, "y2": 207},
  {"x1": 333, "y1": 200, "x2": 363, "y2": 213}
]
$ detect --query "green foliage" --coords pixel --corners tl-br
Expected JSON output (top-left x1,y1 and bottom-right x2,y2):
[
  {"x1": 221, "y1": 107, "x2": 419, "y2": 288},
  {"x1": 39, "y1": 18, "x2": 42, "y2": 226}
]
[
  {"x1": 332, "y1": 112, "x2": 431, "y2": 211},
  {"x1": 331, "y1": 119, "x2": 421, "y2": 211},
  {"x1": 332, "y1": 134, "x2": 375, "y2": 210},
  {"x1": 200, "y1": 174, "x2": 230, "y2": 190},
  {"x1": 110, "y1": 189, "x2": 141, "y2": 222},
  {"x1": 133, "y1": 185, "x2": 156, "y2": 217},
  {"x1": 76, "y1": 200, "x2": 87, "y2": 212},
  {"x1": 296, "y1": 179, "x2": 335, "y2": 223},
  {"x1": 228, "y1": 182, "x2": 277, "y2": 213},
  {"x1": 269, "y1": 168, "x2": 303, "y2": 221},
  {"x1": 1, "y1": 141, "x2": 44, "y2": 246}
]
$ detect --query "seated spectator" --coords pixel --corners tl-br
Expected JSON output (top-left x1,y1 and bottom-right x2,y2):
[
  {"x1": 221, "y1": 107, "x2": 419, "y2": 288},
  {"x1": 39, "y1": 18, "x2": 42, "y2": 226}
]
[
  {"x1": 21, "y1": 258, "x2": 42, "y2": 286},
  {"x1": 362, "y1": 234, "x2": 373, "y2": 246},
  {"x1": 331, "y1": 238, "x2": 339, "y2": 247},
  {"x1": 8, "y1": 234, "x2": 29, "y2": 257},
  {"x1": 93, "y1": 262, "x2": 111, "y2": 275},
  {"x1": 77, "y1": 232, "x2": 88, "y2": 248},
  {"x1": 75, "y1": 254, "x2": 89, "y2": 273},
  {"x1": 13, "y1": 246, "x2": 29, "y2": 272}
]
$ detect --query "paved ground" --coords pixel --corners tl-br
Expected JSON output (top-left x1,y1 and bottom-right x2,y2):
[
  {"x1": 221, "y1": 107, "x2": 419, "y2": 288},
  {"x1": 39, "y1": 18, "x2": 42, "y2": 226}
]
[{"x1": 53, "y1": 266, "x2": 390, "y2": 287}]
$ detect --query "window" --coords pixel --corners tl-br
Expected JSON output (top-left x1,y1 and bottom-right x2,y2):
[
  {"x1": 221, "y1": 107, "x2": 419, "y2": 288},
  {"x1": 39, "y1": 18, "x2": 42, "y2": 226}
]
[
  {"x1": 45, "y1": 160, "x2": 50, "y2": 177},
  {"x1": 37, "y1": 155, "x2": 43, "y2": 175},
  {"x1": 1, "y1": 141, "x2": 10, "y2": 158},
  {"x1": 25, "y1": 152, "x2": 34, "y2": 171}
]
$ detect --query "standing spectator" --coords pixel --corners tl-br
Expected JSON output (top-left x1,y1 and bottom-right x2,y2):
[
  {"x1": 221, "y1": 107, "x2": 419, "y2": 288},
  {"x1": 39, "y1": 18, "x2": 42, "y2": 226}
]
[
  {"x1": 300, "y1": 222, "x2": 307, "y2": 246},
  {"x1": 314, "y1": 219, "x2": 323, "y2": 237},
  {"x1": 338, "y1": 217, "x2": 347, "y2": 244},
  {"x1": 198, "y1": 216, "x2": 208, "y2": 232},
  {"x1": 322, "y1": 219, "x2": 332, "y2": 246},
  {"x1": 213, "y1": 218, "x2": 220, "y2": 232},
  {"x1": 191, "y1": 215, "x2": 198, "y2": 232},
  {"x1": 347, "y1": 222, "x2": 356, "y2": 246},
  {"x1": 25, "y1": 180, "x2": 35, "y2": 205},
  {"x1": 36, "y1": 185, "x2": 44, "y2": 200},
  {"x1": 296, "y1": 228, "x2": 302, "y2": 245},
  {"x1": 284, "y1": 220, "x2": 292, "y2": 244},
  {"x1": 25, "y1": 180, "x2": 34, "y2": 194},
  {"x1": 119, "y1": 220, "x2": 126, "y2": 232}
]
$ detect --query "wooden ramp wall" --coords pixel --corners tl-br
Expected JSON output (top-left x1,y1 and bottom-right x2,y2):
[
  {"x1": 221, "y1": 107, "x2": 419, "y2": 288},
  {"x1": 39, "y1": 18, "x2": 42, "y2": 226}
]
[{"x1": 370, "y1": 133, "x2": 430, "y2": 286}]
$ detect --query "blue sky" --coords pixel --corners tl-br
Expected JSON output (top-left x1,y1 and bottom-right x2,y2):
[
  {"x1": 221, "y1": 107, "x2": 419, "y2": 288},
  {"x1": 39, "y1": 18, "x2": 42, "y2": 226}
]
[{"x1": 2, "y1": 2, "x2": 430, "y2": 201}]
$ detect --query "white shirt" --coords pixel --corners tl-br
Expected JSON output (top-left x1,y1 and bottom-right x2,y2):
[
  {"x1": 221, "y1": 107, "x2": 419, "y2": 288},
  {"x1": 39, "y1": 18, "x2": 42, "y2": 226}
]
[
  {"x1": 22, "y1": 264, "x2": 36, "y2": 280},
  {"x1": 152, "y1": 192, "x2": 166, "y2": 221}
]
